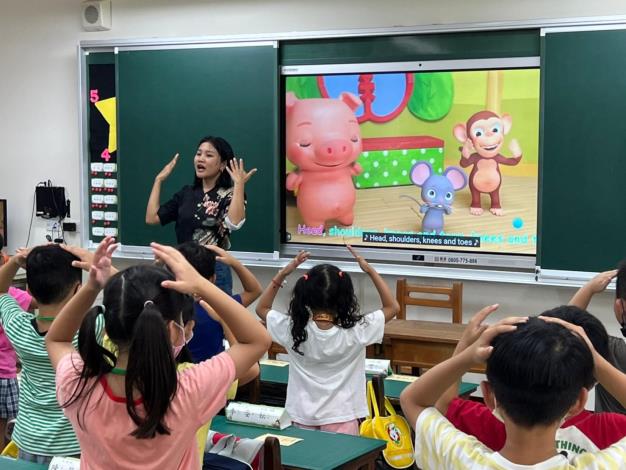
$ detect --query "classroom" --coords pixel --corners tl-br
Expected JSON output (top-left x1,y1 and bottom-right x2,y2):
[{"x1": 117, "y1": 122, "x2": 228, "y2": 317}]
[{"x1": 2, "y1": 0, "x2": 626, "y2": 469}]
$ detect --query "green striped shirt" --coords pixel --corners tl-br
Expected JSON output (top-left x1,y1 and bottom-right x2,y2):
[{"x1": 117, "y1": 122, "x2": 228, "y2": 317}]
[{"x1": 0, "y1": 294, "x2": 102, "y2": 456}]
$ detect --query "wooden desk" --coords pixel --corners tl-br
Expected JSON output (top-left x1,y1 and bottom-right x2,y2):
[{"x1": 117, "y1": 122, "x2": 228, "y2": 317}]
[
  {"x1": 384, "y1": 319, "x2": 486, "y2": 373},
  {"x1": 211, "y1": 415, "x2": 385, "y2": 470},
  {"x1": 259, "y1": 362, "x2": 478, "y2": 399}
]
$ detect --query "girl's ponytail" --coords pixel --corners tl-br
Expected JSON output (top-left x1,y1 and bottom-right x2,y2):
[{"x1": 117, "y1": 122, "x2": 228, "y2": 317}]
[
  {"x1": 77, "y1": 306, "x2": 116, "y2": 376},
  {"x1": 62, "y1": 265, "x2": 185, "y2": 438},
  {"x1": 125, "y1": 302, "x2": 178, "y2": 439},
  {"x1": 63, "y1": 306, "x2": 115, "y2": 428}
]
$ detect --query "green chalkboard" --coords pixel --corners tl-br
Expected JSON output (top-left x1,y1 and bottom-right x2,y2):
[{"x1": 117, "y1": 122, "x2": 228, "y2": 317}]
[
  {"x1": 117, "y1": 44, "x2": 279, "y2": 252},
  {"x1": 539, "y1": 29, "x2": 626, "y2": 272}
]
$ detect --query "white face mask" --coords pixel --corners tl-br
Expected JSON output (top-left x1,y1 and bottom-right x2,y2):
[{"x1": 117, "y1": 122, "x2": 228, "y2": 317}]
[{"x1": 172, "y1": 322, "x2": 188, "y2": 358}]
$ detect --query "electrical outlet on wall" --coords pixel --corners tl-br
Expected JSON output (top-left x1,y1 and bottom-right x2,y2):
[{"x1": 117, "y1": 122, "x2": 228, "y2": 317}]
[{"x1": 46, "y1": 220, "x2": 59, "y2": 231}]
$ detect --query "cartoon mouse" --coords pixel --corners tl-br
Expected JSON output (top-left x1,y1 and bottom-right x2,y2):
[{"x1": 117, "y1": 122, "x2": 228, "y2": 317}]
[
  {"x1": 406, "y1": 161, "x2": 467, "y2": 234},
  {"x1": 453, "y1": 110, "x2": 522, "y2": 216}
]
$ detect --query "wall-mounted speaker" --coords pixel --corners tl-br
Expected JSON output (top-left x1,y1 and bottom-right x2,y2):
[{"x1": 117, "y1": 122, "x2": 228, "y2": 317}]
[{"x1": 81, "y1": 1, "x2": 112, "y2": 32}]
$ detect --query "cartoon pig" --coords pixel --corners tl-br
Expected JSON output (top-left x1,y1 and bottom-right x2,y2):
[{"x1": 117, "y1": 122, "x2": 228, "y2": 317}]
[
  {"x1": 409, "y1": 161, "x2": 467, "y2": 234},
  {"x1": 286, "y1": 92, "x2": 363, "y2": 228}
]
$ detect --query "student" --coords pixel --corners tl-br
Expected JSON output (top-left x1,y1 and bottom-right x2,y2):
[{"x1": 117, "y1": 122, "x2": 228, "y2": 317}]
[
  {"x1": 146, "y1": 137, "x2": 257, "y2": 294},
  {"x1": 176, "y1": 295, "x2": 237, "y2": 465},
  {"x1": 46, "y1": 239, "x2": 271, "y2": 469},
  {"x1": 255, "y1": 246, "x2": 399, "y2": 435},
  {"x1": 177, "y1": 241, "x2": 262, "y2": 368},
  {"x1": 0, "y1": 244, "x2": 83, "y2": 464},
  {"x1": 438, "y1": 305, "x2": 626, "y2": 460},
  {"x1": 0, "y1": 237, "x2": 34, "y2": 311},
  {"x1": 400, "y1": 311, "x2": 626, "y2": 468},
  {"x1": 569, "y1": 265, "x2": 625, "y2": 414},
  {"x1": 0, "y1": 243, "x2": 32, "y2": 448}
]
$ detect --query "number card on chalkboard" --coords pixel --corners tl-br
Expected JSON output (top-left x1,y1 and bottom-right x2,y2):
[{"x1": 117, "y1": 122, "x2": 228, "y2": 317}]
[{"x1": 87, "y1": 61, "x2": 119, "y2": 242}]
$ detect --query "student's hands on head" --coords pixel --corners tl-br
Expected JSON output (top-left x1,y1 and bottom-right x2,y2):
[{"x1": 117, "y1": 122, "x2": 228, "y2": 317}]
[
  {"x1": 280, "y1": 250, "x2": 309, "y2": 277},
  {"x1": 151, "y1": 242, "x2": 205, "y2": 295},
  {"x1": 347, "y1": 244, "x2": 372, "y2": 274},
  {"x1": 464, "y1": 316, "x2": 528, "y2": 365},
  {"x1": 62, "y1": 244, "x2": 95, "y2": 271},
  {"x1": 86, "y1": 237, "x2": 119, "y2": 290},
  {"x1": 458, "y1": 304, "x2": 499, "y2": 350},
  {"x1": 226, "y1": 158, "x2": 257, "y2": 186},
  {"x1": 204, "y1": 244, "x2": 236, "y2": 266},
  {"x1": 155, "y1": 153, "x2": 179, "y2": 182},
  {"x1": 13, "y1": 247, "x2": 32, "y2": 269},
  {"x1": 585, "y1": 269, "x2": 618, "y2": 294},
  {"x1": 539, "y1": 316, "x2": 600, "y2": 363}
]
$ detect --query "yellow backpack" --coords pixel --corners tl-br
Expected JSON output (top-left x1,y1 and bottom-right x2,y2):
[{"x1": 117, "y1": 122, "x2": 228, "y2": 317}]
[{"x1": 360, "y1": 378, "x2": 415, "y2": 469}]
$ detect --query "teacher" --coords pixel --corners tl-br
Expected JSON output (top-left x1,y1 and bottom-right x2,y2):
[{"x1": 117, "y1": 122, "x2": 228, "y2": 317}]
[{"x1": 145, "y1": 136, "x2": 256, "y2": 294}]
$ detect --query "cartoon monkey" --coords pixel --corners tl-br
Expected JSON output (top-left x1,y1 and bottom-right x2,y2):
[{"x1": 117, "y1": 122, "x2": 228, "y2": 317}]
[{"x1": 453, "y1": 111, "x2": 522, "y2": 216}]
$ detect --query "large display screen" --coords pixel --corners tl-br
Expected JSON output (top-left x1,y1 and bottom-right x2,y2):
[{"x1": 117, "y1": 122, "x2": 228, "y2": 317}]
[{"x1": 283, "y1": 66, "x2": 539, "y2": 256}]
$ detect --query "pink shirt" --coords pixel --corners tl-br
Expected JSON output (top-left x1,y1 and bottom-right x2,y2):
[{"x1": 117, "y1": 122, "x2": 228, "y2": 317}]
[
  {"x1": 0, "y1": 287, "x2": 33, "y2": 378},
  {"x1": 56, "y1": 351, "x2": 235, "y2": 470}
]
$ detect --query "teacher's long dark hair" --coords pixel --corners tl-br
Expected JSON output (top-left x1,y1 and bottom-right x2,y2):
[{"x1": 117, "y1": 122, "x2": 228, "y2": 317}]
[
  {"x1": 288, "y1": 264, "x2": 363, "y2": 355},
  {"x1": 63, "y1": 265, "x2": 185, "y2": 439},
  {"x1": 193, "y1": 136, "x2": 235, "y2": 190}
]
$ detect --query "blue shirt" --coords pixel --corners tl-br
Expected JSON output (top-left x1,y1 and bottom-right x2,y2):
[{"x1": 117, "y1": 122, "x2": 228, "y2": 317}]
[{"x1": 188, "y1": 294, "x2": 242, "y2": 363}]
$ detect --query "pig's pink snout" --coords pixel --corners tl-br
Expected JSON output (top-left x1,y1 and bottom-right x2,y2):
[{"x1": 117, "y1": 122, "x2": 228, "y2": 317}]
[{"x1": 321, "y1": 139, "x2": 351, "y2": 159}]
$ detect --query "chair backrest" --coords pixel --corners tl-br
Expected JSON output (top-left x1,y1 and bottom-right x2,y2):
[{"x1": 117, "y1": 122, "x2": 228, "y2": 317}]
[
  {"x1": 395, "y1": 279, "x2": 463, "y2": 323},
  {"x1": 205, "y1": 432, "x2": 281, "y2": 470},
  {"x1": 268, "y1": 342, "x2": 287, "y2": 359},
  {"x1": 263, "y1": 436, "x2": 282, "y2": 470}
]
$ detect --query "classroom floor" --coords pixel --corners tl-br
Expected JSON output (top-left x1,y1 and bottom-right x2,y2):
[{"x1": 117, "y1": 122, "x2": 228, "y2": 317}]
[{"x1": 285, "y1": 175, "x2": 537, "y2": 254}]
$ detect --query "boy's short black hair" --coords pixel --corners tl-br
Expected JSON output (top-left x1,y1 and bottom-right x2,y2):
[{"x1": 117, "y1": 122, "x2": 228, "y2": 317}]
[
  {"x1": 26, "y1": 245, "x2": 81, "y2": 305},
  {"x1": 617, "y1": 260, "x2": 626, "y2": 301},
  {"x1": 0, "y1": 234, "x2": 4, "y2": 251},
  {"x1": 540, "y1": 305, "x2": 609, "y2": 367},
  {"x1": 181, "y1": 294, "x2": 195, "y2": 325},
  {"x1": 486, "y1": 314, "x2": 594, "y2": 428},
  {"x1": 176, "y1": 241, "x2": 216, "y2": 280}
]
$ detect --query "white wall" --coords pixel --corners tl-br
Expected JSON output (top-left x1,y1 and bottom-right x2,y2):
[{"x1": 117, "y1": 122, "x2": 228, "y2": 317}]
[
  {"x1": 2, "y1": 0, "x2": 626, "y2": 252},
  {"x1": 1, "y1": 0, "x2": 624, "y2": 404}
]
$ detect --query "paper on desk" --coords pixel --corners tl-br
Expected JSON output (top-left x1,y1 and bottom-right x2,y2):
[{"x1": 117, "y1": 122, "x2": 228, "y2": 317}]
[
  {"x1": 255, "y1": 433, "x2": 302, "y2": 446},
  {"x1": 260, "y1": 359, "x2": 289, "y2": 367},
  {"x1": 49, "y1": 456, "x2": 81, "y2": 470},
  {"x1": 365, "y1": 359, "x2": 391, "y2": 376},
  {"x1": 226, "y1": 402, "x2": 292, "y2": 430},
  {"x1": 387, "y1": 374, "x2": 418, "y2": 383}
]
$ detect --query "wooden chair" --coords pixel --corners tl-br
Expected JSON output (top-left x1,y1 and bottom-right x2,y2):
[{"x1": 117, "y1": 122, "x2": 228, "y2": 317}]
[
  {"x1": 268, "y1": 342, "x2": 287, "y2": 359},
  {"x1": 206, "y1": 433, "x2": 281, "y2": 469},
  {"x1": 395, "y1": 279, "x2": 463, "y2": 323},
  {"x1": 391, "y1": 279, "x2": 463, "y2": 373},
  {"x1": 263, "y1": 435, "x2": 282, "y2": 470}
]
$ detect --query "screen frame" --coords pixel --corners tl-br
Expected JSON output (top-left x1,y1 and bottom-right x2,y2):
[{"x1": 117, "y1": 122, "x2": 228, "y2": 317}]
[
  {"x1": 0, "y1": 200, "x2": 7, "y2": 247},
  {"x1": 280, "y1": 56, "x2": 540, "y2": 271}
]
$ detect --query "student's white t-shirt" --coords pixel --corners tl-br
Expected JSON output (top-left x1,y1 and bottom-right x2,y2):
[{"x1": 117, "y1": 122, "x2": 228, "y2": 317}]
[
  {"x1": 266, "y1": 309, "x2": 385, "y2": 426},
  {"x1": 415, "y1": 407, "x2": 626, "y2": 469}
]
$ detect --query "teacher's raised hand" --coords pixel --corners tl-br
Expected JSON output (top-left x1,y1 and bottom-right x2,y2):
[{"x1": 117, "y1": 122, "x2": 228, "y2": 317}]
[
  {"x1": 226, "y1": 158, "x2": 257, "y2": 185},
  {"x1": 155, "y1": 153, "x2": 179, "y2": 182},
  {"x1": 146, "y1": 153, "x2": 179, "y2": 225}
]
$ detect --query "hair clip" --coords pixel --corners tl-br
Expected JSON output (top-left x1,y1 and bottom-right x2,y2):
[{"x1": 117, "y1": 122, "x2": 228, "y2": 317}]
[
  {"x1": 338, "y1": 271, "x2": 344, "y2": 278},
  {"x1": 144, "y1": 300, "x2": 155, "y2": 308},
  {"x1": 303, "y1": 274, "x2": 309, "y2": 280}
]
